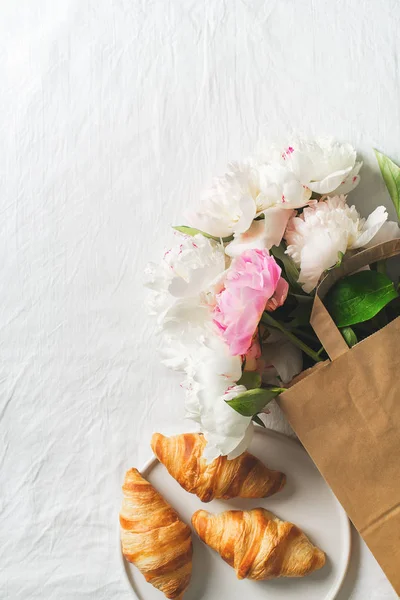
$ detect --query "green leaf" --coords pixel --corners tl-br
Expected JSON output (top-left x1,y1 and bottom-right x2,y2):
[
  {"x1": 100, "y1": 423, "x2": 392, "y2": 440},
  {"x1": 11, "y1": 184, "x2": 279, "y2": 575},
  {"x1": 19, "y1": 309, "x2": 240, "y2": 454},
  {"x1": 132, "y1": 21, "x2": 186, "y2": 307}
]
[
  {"x1": 252, "y1": 415, "x2": 266, "y2": 428},
  {"x1": 270, "y1": 243, "x2": 302, "y2": 292},
  {"x1": 340, "y1": 326, "x2": 358, "y2": 348},
  {"x1": 374, "y1": 149, "x2": 400, "y2": 220},
  {"x1": 237, "y1": 371, "x2": 262, "y2": 389},
  {"x1": 325, "y1": 271, "x2": 398, "y2": 327},
  {"x1": 172, "y1": 225, "x2": 233, "y2": 243},
  {"x1": 225, "y1": 387, "x2": 285, "y2": 417}
]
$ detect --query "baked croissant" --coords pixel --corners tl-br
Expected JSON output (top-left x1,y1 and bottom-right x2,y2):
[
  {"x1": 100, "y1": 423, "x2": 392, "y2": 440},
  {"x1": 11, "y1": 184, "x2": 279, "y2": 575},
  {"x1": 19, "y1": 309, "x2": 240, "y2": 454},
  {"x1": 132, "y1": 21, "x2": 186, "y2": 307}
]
[
  {"x1": 192, "y1": 508, "x2": 325, "y2": 580},
  {"x1": 151, "y1": 432, "x2": 285, "y2": 502},
  {"x1": 120, "y1": 468, "x2": 192, "y2": 599}
]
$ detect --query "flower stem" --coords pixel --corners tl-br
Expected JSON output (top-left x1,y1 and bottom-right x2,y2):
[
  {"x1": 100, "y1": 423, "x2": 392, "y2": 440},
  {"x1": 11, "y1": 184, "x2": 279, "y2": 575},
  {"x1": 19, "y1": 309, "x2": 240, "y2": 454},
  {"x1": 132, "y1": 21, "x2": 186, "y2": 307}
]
[
  {"x1": 261, "y1": 312, "x2": 323, "y2": 363},
  {"x1": 289, "y1": 326, "x2": 319, "y2": 345}
]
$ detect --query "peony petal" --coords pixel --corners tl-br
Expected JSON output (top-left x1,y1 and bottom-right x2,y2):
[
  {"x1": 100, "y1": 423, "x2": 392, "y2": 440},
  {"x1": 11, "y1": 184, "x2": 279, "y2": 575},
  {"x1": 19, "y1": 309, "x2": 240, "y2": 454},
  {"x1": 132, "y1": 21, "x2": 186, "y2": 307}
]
[
  {"x1": 351, "y1": 206, "x2": 388, "y2": 249},
  {"x1": 235, "y1": 195, "x2": 258, "y2": 233},
  {"x1": 185, "y1": 208, "x2": 233, "y2": 238},
  {"x1": 280, "y1": 180, "x2": 312, "y2": 208},
  {"x1": 284, "y1": 150, "x2": 314, "y2": 184},
  {"x1": 332, "y1": 161, "x2": 363, "y2": 195},
  {"x1": 364, "y1": 220, "x2": 400, "y2": 247},
  {"x1": 225, "y1": 220, "x2": 269, "y2": 258},
  {"x1": 308, "y1": 166, "x2": 352, "y2": 194},
  {"x1": 297, "y1": 229, "x2": 348, "y2": 292},
  {"x1": 197, "y1": 382, "x2": 253, "y2": 461},
  {"x1": 264, "y1": 207, "x2": 295, "y2": 249},
  {"x1": 265, "y1": 277, "x2": 289, "y2": 311},
  {"x1": 227, "y1": 424, "x2": 254, "y2": 459}
]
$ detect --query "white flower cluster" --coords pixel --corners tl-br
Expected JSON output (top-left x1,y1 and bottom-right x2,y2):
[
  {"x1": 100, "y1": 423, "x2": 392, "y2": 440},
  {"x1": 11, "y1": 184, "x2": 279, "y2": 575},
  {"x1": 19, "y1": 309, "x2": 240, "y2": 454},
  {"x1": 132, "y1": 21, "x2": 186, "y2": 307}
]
[
  {"x1": 188, "y1": 139, "x2": 362, "y2": 260},
  {"x1": 146, "y1": 234, "x2": 253, "y2": 460},
  {"x1": 146, "y1": 138, "x2": 400, "y2": 459}
]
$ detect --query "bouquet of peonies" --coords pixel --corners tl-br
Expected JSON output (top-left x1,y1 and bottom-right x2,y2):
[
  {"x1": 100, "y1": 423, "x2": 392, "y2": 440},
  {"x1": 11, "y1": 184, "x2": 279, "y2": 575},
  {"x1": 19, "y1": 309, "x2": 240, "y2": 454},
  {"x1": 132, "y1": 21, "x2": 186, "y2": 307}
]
[{"x1": 145, "y1": 139, "x2": 400, "y2": 461}]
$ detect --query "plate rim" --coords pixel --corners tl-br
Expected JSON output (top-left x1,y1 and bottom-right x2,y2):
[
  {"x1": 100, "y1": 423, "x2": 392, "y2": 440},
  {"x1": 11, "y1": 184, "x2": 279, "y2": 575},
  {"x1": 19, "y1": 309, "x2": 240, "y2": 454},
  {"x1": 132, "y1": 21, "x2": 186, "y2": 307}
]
[{"x1": 120, "y1": 428, "x2": 351, "y2": 600}]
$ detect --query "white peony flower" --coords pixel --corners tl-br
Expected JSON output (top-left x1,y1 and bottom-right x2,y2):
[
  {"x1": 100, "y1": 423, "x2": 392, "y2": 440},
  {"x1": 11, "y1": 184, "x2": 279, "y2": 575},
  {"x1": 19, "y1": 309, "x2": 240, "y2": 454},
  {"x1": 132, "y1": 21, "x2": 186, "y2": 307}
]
[
  {"x1": 205, "y1": 385, "x2": 254, "y2": 461},
  {"x1": 285, "y1": 196, "x2": 400, "y2": 292},
  {"x1": 146, "y1": 238, "x2": 251, "y2": 459},
  {"x1": 188, "y1": 161, "x2": 311, "y2": 246},
  {"x1": 186, "y1": 162, "x2": 259, "y2": 238},
  {"x1": 269, "y1": 138, "x2": 362, "y2": 195},
  {"x1": 145, "y1": 232, "x2": 226, "y2": 327},
  {"x1": 181, "y1": 332, "x2": 252, "y2": 461},
  {"x1": 200, "y1": 383, "x2": 253, "y2": 463},
  {"x1": 145, "y1": 232, "x2": 232, "y2": 382}
]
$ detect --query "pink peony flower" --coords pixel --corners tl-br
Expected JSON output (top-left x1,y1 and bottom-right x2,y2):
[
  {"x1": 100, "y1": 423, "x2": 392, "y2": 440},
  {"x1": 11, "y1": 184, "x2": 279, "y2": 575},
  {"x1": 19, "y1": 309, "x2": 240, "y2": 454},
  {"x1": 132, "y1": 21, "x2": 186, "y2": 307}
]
[{"x1": 213, "y1": 249, "x2": 288, "y2": 356}]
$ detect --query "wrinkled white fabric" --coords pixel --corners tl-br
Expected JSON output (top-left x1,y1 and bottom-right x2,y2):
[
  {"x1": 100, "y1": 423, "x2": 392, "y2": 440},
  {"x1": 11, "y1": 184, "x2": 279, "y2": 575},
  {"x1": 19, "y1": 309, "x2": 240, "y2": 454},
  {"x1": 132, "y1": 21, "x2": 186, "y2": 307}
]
[{"x1": 0, "y1": 1, "x2": 398, "y2": 599}]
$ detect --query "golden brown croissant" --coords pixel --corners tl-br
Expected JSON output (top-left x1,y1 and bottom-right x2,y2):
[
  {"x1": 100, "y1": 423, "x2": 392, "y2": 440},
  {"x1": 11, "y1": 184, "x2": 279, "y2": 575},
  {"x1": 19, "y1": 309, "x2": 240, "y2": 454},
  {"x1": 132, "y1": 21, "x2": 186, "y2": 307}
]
[
  {"x1": 120, "y1": 468, "x2": 192, "y2": 599},
  {"x1": 192, "y1": 508, "x2": 325, "y2": 580},
  {"x1": 151, "y1": 432, "x2": 286, "y2": 502}
]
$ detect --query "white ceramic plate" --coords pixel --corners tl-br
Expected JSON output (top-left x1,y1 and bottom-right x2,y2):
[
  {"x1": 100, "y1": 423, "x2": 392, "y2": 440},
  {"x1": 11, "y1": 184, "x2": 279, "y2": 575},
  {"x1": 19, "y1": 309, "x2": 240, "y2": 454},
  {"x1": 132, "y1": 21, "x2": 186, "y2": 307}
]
[{"x1": 121, "y1": 428, "x2": 350, "y2": 600}]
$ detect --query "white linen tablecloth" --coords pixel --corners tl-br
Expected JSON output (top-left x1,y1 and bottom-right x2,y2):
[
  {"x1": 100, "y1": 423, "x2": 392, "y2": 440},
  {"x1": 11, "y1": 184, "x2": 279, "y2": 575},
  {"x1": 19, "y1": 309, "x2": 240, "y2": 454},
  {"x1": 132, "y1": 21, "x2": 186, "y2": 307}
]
[{"x1": 0, "y1": 1, "x2": 398, "y2": 598}]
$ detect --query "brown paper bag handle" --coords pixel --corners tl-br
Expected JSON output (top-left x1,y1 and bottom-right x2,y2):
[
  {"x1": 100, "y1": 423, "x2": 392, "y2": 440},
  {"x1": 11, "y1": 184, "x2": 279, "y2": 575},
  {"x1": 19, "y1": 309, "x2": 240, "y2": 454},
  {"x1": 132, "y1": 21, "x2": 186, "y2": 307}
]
[{"x1": 310, "y1": 238, "x2": 400, "y2": 361}]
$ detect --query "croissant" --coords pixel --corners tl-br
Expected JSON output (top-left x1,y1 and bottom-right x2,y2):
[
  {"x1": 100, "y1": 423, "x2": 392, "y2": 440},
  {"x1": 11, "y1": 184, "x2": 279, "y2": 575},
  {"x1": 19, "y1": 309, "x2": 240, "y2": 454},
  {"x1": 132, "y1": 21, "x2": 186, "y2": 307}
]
[
  {"x1": 192, "y1": 508, "x2": 325, "y2": 580},
  {"x1": 151, "y1": 432, "x2": 285, "y2": 502},
  {"x1": 120, "y1": 468, "x2": 192, "y2": 599}
]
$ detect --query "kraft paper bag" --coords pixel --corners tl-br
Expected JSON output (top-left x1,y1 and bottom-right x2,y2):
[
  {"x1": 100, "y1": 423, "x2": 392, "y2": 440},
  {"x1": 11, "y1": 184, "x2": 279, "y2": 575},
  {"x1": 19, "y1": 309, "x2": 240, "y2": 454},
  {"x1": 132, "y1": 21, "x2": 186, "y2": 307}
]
[{"x1": 278, "y1": 239, "x2": 400, "y2": 596}]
